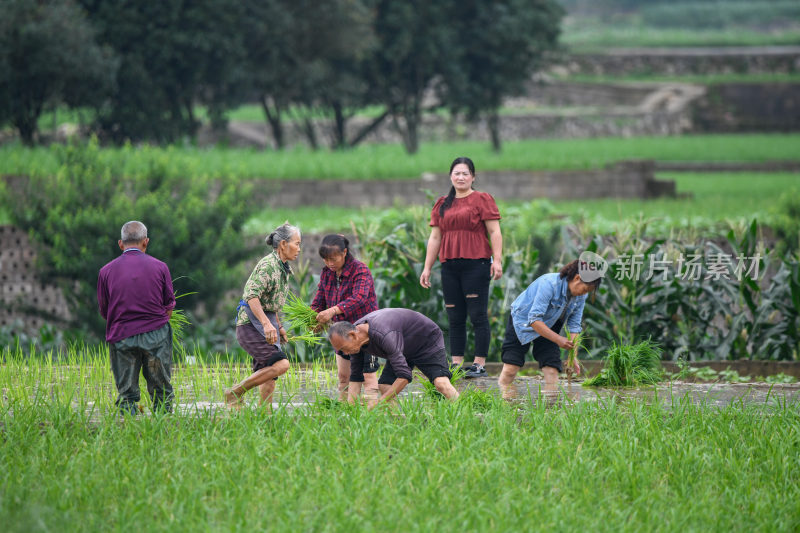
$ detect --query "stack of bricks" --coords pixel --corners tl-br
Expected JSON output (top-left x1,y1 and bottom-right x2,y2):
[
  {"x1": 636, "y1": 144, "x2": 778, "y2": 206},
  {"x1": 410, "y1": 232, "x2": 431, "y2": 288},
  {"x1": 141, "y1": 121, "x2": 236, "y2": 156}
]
[{"x1": 0, "y1": 225, "x2": 71, "y2": 334}]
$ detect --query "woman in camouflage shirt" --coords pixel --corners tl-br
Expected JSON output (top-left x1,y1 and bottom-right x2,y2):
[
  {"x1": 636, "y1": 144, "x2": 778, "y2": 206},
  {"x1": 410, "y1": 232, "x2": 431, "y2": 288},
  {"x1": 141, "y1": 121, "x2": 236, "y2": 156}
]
[{"x1": 225, "y1": 223, "x2": 301, "y2": 408}]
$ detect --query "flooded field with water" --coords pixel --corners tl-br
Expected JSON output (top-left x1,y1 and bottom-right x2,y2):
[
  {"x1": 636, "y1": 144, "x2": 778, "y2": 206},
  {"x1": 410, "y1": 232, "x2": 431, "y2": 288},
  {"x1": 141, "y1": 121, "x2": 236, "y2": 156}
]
[{"x1": 4, "y1": 357, "x2": 799, "y2": 418}]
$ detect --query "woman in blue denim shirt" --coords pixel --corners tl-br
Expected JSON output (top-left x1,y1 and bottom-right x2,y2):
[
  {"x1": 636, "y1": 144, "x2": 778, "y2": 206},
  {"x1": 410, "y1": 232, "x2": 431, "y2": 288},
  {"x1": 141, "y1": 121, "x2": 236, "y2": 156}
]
[{"x1": 498, "y1": 260, "x2": 601, "y2": 390}]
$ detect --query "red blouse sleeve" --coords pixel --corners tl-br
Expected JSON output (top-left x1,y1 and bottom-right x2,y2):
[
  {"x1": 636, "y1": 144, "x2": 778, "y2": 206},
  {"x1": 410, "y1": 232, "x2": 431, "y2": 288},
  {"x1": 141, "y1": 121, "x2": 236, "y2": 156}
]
[
  {"x1": 479, "y1": 192, "x2": 501, "y2": 221},
  {"x1": 429, "y1": 197, "x2": 446, "y2": 227}
]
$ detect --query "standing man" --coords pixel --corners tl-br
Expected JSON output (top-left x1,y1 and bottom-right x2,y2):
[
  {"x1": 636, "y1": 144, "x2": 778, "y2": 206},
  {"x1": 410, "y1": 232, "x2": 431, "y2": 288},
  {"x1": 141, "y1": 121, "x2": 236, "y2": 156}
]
[
  {"x1": 97, "y1": 221, "x2": 175, "y2": 415},
  {"x1": 328, "y1": 308, "x2": 459, "y2": 408}
]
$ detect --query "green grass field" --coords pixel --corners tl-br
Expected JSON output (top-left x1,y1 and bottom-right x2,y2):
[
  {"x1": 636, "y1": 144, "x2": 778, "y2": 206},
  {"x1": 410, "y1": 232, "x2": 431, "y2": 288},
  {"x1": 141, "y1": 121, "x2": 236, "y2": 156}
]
[
  {"x1": 562, "y1": 25, "x2": 800, "y2": 51},
  {"x1": 1, "y1": 134, "x2": 799, "y2": 181},
  {"x1": 2, "y1": 349, "x2": 798, "y2": 532}
]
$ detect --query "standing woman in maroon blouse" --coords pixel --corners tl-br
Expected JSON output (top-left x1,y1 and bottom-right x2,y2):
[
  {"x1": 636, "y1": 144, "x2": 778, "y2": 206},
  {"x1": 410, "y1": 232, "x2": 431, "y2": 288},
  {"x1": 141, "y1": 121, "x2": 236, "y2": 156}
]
[
  {"x1": 420, "y1": 157, "x2": 503, "y2": 378},
  {"x1": 312, "y1": 234, "x2": 380, "y2": 400}
]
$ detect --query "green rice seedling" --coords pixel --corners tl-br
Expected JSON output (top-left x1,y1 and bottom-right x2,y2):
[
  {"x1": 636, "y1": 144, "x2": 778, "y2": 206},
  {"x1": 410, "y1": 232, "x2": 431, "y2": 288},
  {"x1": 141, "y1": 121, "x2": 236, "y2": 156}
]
[
  {"x1": 421, "y1": 365, "x2": 467, "y2": 400},
  {"x1": 283, "y1": 292, "x2": 325, "y2": 346},
  {"x1": 583, "y1": 339, "x2": 663, "y2": 387},
  {"x1": 450, "y1": 365, "x2": 466, "y2": 385},
  {"x1": 564, "y1": 326, "x2": 586, "y2": 384},
  {"x1": 168, "y1": 289, "x2": 196, "y2": 357},
  {"x1": 457, "y1": 387, "x2": 498, "y2": 412}
]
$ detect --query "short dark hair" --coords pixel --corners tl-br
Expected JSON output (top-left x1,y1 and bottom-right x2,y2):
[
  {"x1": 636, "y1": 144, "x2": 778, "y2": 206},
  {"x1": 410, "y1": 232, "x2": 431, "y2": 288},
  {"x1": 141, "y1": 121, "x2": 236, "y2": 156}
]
[
  {"x1": 319, "y1": 234, "x2": 353, "y2": 261},
  {"x1": 329, "y1": 321, "x2": 357, "y2": 340},
  {"x1": 559, "y1": 259, "x2": 602, "y2": 289}
]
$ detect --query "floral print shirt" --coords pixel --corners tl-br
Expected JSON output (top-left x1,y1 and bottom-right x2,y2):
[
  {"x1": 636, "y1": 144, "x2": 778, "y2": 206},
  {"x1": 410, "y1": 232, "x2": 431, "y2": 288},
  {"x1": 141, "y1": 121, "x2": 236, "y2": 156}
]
[{"x1": 236, "y1": 251, "x2": 291, "y2": 326}]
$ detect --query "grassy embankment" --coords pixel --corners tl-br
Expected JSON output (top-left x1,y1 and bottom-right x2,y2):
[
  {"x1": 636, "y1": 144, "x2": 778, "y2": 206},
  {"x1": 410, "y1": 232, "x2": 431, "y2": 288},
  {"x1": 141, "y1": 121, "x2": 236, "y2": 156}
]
[
  {"x1": 560, "y1": 0, "x2": 800, "y2": 51},
  {"x1": 1, "y1": 348, "x2": 799, "y2": 532},
  {"x1": 1, "y1": 134, "x2": 798, "y2": 233}
]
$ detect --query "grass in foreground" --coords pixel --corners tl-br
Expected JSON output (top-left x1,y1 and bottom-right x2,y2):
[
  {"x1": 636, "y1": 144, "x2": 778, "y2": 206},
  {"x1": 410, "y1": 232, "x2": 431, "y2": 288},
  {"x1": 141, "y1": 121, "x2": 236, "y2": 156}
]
[{"x1": 1, "y1": 349, "x2": 798, "y2": 532}]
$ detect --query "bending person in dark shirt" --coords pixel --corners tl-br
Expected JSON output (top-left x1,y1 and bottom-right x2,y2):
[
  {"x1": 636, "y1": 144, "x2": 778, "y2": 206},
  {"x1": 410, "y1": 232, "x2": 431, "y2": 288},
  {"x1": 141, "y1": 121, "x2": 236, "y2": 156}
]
[{"x1": 328, "y1": 308, "x2": 459, "y2": 408}]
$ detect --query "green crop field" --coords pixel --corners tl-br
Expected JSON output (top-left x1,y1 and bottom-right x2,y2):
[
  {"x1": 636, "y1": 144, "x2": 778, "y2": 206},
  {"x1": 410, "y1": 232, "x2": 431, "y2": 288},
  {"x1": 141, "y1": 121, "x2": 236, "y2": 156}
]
[
  {"x1": 563, "y1": 26, "x2": 800, "y2": 51},
  {"x1": 1, "y1": 348, "x2": 798, "y2": 532},
  {"x1": 1, "y1": 134, "x2": 798, "y2": 181},
  {"x1": 560, "y1": 0, "x2": 800, "y2": 50}
]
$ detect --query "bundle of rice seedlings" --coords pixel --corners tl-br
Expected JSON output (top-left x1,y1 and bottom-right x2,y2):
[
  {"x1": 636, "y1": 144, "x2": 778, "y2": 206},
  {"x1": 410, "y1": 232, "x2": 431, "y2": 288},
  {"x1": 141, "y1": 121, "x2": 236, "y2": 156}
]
[
  {"x1": 583, "y1": 339, "x2": 663, "y2": 387},
  {"x1": 283, "y1": 292, "x2": 325, "y2": 346},
  {"x1": 422, "y1": 366, "x2": 467, "y2": 400},
  {"x1": 169, "y1": 290, "x2": 195, "y2": 356},
  {"x1": 564, "y1": 326, "x2": 585, "y2": 383}
]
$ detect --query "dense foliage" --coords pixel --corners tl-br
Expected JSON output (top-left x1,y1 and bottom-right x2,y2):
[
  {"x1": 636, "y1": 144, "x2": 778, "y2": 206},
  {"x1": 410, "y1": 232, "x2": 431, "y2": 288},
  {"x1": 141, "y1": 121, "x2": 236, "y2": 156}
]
[
  {"x1": 0, "y1": 0, "x2": 114, "y2": 145},
  {"x1": 281, "y1": 207, "x2": 800, "y2": 362},
  {"x1": 0, "y1": 0, "x2": 563, "y2": 151},
  {"x1": 0, "y1": 139, "x2": 256, "y2": 338}
]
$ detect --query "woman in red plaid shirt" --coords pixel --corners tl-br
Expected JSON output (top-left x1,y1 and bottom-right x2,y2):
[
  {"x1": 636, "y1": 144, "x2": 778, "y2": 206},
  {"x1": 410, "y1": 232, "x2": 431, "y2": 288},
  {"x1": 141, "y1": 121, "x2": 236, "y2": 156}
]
[{"x1": 312, "y1": 234, "x2": 380, "y2": 400}]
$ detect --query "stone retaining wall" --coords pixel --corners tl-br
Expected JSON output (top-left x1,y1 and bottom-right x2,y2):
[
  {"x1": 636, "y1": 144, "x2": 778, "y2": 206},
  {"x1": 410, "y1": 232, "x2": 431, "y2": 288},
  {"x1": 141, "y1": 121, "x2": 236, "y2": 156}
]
[
  {"x1": 692, "y1": 83, "x2": 800, "y2": 133},
  {"x1": 565, "y1": 46, "x2": 800, "y2": 76},
  {"x1": 250, "y1": 161, "x2": 675, "y2": 208}
]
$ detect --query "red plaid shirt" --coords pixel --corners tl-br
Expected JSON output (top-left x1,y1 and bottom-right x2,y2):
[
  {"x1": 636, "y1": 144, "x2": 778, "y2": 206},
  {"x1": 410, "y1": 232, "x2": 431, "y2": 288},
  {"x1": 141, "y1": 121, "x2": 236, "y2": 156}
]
[{"x1": 311, "y1": 256, "x2": 378, "y2": 323}]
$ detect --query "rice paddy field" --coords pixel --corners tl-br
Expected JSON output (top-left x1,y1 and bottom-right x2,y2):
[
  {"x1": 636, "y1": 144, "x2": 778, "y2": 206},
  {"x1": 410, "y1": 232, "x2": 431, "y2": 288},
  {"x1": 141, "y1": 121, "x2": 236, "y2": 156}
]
[{"x1": 2, "y1": 347, "x2": 799, "y2": 532}]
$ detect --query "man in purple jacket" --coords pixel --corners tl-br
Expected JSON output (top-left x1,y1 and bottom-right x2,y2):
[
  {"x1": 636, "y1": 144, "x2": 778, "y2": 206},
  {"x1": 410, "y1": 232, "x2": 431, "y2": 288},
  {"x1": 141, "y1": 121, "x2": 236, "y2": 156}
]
[
  {"x1": 328, "y1": 308, "x2": 459, "y2": 408},
  {"x1": 97, "y1": 221, "x2": 175, "y2": 414}
]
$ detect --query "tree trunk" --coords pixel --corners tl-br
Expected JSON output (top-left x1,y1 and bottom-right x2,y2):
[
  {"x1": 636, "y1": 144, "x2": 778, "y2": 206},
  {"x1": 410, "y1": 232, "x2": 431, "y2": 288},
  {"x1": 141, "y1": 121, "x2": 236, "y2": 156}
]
[
  {"x1": 348, "y1": 109, "x2": 390, "y2": 148},
  {"x1": 302, "y1": 117, "x2": 318, "y2": 150},
  {"x1": 331, "y1": 101, "x2": 347, "y2": 150},
  {"x1": 260, "y1": 95, "x2": 284, "y2": 150},
  {"x1": 399, "y1": 101, "x2": 420, "y2": 154},
  {"x1": 15, "y1": 110, "x2": 37, "y2": 146},
  {"x1": 487, "y1": 110, "x2": 501, "y2": 153}
]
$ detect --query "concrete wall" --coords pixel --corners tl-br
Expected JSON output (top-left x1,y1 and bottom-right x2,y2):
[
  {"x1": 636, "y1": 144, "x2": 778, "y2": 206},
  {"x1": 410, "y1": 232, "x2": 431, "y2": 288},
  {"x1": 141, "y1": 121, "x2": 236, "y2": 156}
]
[
  {"x1": 250, "y1": 161, "x2": 674, "y2": 208},
  {"x1": 566, "y1": 46, "x2": 800, "y2": 77},
  {"x1": 692, "y1": 83, "x2": 800, "y2": 133},
  {"x1": 0, "y1": 225, "x2": 71, "y2": 331}
]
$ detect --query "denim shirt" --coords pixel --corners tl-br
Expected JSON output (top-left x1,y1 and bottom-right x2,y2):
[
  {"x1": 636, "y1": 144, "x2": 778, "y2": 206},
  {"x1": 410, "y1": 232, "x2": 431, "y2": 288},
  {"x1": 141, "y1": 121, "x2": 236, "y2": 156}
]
[{"x1": 510, "y1": 273, "x2": 586, "y2": 345}]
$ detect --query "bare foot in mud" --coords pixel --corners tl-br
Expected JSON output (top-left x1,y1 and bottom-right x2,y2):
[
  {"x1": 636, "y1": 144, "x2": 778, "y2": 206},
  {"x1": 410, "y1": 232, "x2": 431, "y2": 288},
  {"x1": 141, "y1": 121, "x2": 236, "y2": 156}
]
[{"x1": 224, "y1": 388, "x2": 244, "y2": 409}]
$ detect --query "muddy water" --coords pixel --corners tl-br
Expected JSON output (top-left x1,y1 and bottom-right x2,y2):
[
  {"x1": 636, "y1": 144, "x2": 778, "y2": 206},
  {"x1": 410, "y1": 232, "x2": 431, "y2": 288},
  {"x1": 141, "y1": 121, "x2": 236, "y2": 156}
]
[{"x1": 168, "y1": 370, "x2": 800, "y2": 416}]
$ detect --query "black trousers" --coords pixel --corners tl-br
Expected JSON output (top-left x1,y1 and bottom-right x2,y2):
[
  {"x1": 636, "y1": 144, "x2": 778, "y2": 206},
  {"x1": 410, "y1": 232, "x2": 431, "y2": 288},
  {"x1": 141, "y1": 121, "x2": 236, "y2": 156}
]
[{"x1": 440, "y1": 258, "x2": 491, "y2": 358}]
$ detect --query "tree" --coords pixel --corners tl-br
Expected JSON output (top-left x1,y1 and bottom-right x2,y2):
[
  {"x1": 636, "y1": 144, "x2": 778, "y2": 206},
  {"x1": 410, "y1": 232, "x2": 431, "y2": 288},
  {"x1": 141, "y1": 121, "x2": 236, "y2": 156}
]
[
  {"x1": 366, "y1": 0, "x2": 458, "y2": 154},
  {"x1": 1, "y1": 139, "x2": 257, "y2": 337},
  {"x1": 237, "y1": 0, "x2": 298, "y2": 150},
  {"x1": 0, "y1": 0, "x2": 113, "y2": 145},
  {"x1": 286, "y1": 0, "x2": 380, "y2": 150},
  {"x1": 442, "y1": 0, "x2": 563, "y2": 152},
  {"x1": 78, "y1": 0, "x2": 246, "y2": 143}
]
